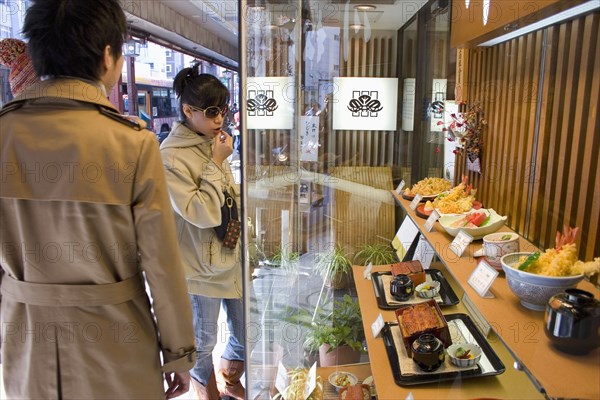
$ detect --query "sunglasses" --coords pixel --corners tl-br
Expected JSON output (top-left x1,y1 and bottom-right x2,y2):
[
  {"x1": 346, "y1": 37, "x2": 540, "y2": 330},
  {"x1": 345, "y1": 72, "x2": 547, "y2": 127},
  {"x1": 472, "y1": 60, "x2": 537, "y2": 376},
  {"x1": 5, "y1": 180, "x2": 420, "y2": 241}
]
[{"x1": 187, "y1": 104, "x2": 228, "y2": 119}]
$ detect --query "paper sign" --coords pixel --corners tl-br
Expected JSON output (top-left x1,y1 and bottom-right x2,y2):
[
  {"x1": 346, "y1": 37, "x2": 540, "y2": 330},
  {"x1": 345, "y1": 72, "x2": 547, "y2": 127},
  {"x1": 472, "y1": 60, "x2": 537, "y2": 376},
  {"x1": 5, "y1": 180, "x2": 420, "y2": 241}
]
[
  {"x1": 450, "y1": 230, "x2": 473, "y2": 257},
  {"x1": 424, "y1": 210, "x2": 440, "y2": 232},
  {"x1": 371, "y1": 313, "x2": 385, "y2": 338},
  {"x1": 468, "y1": 259, "x2": 498, "y2": 298},
  {"x1": 413, "y1": 236, "x2": 435, "y2": 269},
  {"x1": 409, "y1": 194, "x2": 423, "y2": 210},
  {"x1": 363, "y1": 262, "x2": 373, "y2": 280},
  {"x1": 300, "y1": 116, "x2": 319, "y2": 162},
  {"x1": 395, "y1": 180, "x2": 406, "y2": 195}
]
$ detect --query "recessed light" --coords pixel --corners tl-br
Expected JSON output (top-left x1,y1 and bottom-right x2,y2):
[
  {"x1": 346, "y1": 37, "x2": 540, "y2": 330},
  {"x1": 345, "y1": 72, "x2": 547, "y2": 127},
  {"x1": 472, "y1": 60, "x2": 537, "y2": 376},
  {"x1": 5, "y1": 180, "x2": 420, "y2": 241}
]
[{"x1": 354, "y1": 5, "x2": 376, "y2": 11}]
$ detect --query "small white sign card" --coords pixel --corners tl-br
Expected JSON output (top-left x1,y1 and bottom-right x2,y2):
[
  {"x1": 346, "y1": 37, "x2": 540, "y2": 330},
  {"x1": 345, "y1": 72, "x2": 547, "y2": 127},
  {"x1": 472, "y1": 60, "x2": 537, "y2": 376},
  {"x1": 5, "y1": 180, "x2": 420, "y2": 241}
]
[
  {"x1": 468, "y1": 259, "x2": 499, "y2": 298},
  {"x1": 371, "y1": 313, "x2": 385, "y2": 338},
  {"x1": 413, "y1": 236, "x2": 435, "y2": 270},
  {"x1": 395, "y1": 179, "x2": 406, "y2": 195},
  {"x1": 409, "y1": 194, "x2": 423, "y2": 210},
  {"x1": 392, "y1": 217, "x2": 419, "y2": 260},
  {"x1": 363, "y1": 262, "x2": 373, "y2": 280},
  {"x1": 424, "y1": 209, "x2": 440, "y2": 232},
  {"x1": 450, "y1": 230, "x2": 473, "y2": 257}
]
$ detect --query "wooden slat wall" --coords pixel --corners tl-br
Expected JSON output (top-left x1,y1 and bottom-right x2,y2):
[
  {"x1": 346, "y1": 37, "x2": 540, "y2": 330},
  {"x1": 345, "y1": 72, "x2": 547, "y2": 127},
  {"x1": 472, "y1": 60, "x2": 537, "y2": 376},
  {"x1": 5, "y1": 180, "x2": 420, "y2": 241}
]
[
  {"x1": 458, "y1": 12, "x2": 599, "y2": 260},
  {"x1": 330, "y1": 167, "x2": 395, "y2": 254}
]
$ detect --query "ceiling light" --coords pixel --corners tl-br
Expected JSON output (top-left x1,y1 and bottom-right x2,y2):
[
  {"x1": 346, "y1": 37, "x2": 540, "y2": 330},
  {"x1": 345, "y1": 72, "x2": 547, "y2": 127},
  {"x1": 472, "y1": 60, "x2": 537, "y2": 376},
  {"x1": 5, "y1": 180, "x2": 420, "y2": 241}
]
[
  {"x1": 354, "y1": 5, "x2": 376, "y2": 11},
  {"x1": 349, "y1": 24, "x2": 364, "y2": 30},
  {"x1": 480, "y1": 0, "x2": 599, "y2": 46}
]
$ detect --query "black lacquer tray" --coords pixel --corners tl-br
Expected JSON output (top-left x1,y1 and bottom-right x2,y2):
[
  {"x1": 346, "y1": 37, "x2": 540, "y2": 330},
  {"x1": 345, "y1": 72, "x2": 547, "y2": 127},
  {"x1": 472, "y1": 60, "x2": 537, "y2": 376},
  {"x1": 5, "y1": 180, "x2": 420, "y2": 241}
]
[
  {"x1": 382, "y1": 314, "x2": 505, "y2": 386},
  {"x1": 372, "y1": 270, "x2": 460, "y2": 309}
]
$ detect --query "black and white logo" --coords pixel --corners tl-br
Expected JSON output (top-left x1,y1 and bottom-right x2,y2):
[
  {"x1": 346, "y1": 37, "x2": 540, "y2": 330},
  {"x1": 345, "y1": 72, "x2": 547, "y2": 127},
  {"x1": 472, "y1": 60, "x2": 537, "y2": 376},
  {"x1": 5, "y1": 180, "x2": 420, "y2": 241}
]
[
  {"x1": 347, "y1": 91, "x2": 383, "y2": 117},
  {"x1": 247, "y1": 90, "x2": 278, "y2": 116}
]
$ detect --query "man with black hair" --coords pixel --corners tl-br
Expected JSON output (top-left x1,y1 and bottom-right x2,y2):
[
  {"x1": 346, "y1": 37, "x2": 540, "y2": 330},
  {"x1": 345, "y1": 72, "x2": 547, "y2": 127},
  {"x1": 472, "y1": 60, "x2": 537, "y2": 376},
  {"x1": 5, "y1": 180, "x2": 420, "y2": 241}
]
[{"x1": 0, "y1": 1, "x2": 196, "y2": 398}]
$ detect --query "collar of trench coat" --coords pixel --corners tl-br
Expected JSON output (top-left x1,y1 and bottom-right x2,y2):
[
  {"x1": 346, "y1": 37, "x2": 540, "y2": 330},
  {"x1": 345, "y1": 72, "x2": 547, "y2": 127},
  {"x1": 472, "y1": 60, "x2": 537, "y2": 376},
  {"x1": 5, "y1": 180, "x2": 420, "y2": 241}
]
[{"x1": 3, "y1": 78, "x2": 147, "y2": 130}]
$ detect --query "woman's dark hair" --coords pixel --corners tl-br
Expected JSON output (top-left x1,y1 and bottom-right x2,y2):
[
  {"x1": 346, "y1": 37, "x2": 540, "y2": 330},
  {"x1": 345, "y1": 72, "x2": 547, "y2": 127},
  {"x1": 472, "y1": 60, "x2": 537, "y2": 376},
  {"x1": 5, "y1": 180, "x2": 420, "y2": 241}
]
[
  {"x1": 173, "y1": 64, "x2": 230, "y2": 120},
  {"x1": 22, "y1": 0, "x2": 127, "y2": 81}
]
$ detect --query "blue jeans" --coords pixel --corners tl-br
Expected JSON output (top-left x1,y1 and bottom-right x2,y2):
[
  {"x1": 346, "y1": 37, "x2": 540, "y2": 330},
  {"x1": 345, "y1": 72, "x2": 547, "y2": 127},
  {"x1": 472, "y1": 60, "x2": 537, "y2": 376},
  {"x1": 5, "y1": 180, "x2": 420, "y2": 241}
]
[{"x1": 189, "y1": 294, "x2": 245, "y2": 386}]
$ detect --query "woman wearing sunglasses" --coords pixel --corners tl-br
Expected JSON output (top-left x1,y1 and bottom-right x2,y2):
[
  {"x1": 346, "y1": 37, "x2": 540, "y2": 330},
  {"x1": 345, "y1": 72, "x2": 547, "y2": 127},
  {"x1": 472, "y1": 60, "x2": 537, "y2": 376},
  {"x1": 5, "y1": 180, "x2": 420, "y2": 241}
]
[{"x1": 160, "y1": 64, "x2": 245, "y2": 400}]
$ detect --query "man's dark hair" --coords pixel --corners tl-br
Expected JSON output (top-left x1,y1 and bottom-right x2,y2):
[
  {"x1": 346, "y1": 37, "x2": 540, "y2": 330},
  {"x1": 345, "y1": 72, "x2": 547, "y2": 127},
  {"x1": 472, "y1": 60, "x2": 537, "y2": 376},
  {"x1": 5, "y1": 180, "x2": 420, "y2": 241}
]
[{"x1": 23, "y1": 0, "x2": 127, "y2": 81}]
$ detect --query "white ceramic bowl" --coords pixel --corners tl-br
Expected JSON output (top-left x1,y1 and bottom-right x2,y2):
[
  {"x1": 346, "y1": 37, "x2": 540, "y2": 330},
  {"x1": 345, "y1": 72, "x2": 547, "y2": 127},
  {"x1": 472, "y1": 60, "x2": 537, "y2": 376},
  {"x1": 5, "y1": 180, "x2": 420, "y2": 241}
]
[
  {"x1": 415, "y1": 281, "x2": 441, "y2": 298},
  {"x1": 328, "y1": 371, "x2": 358, "y2": 392},
  {"x1": 500, "y1": 252, "x2": 584, "y2": 311},
  {"x1": 438, "y1": 209, "x2": 507, "y2": 240},
  {"x1": 447, "y1": 343, "x2": 482, "y2": 367}
]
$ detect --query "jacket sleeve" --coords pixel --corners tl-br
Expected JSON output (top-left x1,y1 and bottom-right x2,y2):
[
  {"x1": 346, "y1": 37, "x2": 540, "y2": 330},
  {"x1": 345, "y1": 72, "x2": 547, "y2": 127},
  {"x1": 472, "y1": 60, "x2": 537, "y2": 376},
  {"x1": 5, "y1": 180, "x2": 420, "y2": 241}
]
[
  {"x1": 161, "y1": 150, "x2": 226, "y2": 229},
  {"x1": 131, "y1": 135, "x2": 197, "y2": 372}
]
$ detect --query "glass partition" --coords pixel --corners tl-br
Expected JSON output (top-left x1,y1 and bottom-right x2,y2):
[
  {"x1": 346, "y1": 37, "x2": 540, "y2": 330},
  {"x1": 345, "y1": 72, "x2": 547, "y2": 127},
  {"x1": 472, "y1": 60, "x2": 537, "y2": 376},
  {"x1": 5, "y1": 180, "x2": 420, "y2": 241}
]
[{"x1": 240, "y1": 1, "x2": 452, "y2": 398}]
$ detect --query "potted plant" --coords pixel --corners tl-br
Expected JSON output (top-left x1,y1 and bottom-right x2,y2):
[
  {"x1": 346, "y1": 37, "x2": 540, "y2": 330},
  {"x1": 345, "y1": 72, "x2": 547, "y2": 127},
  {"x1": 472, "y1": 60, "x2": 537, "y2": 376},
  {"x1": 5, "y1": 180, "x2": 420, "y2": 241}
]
[
  {"x1": 354, "y1": 243, "x2": 397, "y2": 266},
  {"x1": 308, "y1": 294, "x2": 366, "y2": 366},
  {"x1": 265, "y1": 245, "x2": 300, "y2": 274},
  {"x1": 314, "y1": 245, "x2": 353, "y2": 289}
]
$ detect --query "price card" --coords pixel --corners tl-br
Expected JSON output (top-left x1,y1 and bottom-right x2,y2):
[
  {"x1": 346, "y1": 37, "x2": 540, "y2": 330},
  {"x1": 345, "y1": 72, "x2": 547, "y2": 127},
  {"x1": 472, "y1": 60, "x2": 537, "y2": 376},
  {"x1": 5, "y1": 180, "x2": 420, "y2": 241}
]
[
  {"x1": 371, "y1": 313, "x2": 385, "y2": 338},
  {"x1": 363, "y1": 262, "x2": 373, "y2": 280},
  {"x1": 450, "y1": 230, "x2": 473, "y2": 257},
  {"x1": 395, "y1": 180, "x2": 406, "y2": 194},
  {"x1": 468, "y1": 258, "x2": 498, "y2": 298},
  {"x1": 413, "y1": 236, "x2": 435, "y2": 269},
  {"x1": 274, "y1": 362, "x2": 288, "y2": 397},
  {"x1": 409, "y1": 194, "x2": 423, "y2": 210},
  {"x1": 392, "y1": 217, "x2": 419, "y2": 259},
  {"x1": 424, "y1": 210, "x2": 440, "y2": 232},
  {"x1": 303, "y1": 363, "x2": 317, "y2": 400}
]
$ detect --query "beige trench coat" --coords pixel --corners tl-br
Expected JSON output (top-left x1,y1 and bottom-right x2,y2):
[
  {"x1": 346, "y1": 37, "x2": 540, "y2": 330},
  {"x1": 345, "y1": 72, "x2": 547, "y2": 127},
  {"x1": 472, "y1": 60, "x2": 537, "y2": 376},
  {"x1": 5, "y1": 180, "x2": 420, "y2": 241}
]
[{"x1": 0, "y1": 79, "x2": 196, "y2": 399}]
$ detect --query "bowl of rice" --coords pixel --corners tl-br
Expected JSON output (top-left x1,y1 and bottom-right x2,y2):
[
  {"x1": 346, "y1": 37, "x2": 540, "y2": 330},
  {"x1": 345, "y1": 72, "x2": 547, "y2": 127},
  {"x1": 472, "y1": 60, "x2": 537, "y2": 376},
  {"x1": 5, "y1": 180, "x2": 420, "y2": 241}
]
[{"x1": 501, "y1": 248, "x2": 584, "y2": 311}]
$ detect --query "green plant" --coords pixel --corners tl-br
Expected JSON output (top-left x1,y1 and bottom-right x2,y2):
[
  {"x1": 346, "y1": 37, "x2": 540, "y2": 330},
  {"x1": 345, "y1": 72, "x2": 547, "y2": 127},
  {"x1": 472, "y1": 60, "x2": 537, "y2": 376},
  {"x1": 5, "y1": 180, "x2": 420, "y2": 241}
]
[
  {"x1": 314, "y1": 245, "x2": 352, "y2": 282},
  {"x1": 354, "y1": 243, "x2": 397, "y2": 266},
  {"x1": 307, "y1": 294, "x2": 365, "y2": 353},
  {"x1": 267, "y1": 245, "x2": 300, "y2": 273}
]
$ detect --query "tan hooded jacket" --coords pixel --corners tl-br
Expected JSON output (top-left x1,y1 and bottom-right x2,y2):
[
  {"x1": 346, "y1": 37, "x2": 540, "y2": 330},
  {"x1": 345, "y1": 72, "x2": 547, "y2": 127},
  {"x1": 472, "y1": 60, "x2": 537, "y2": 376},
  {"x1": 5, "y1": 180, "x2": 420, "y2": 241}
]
[
  {"x1": 0, "y1": 79, "x2": 196, "y2": 399},
  {"x1": 160, "y1": 121, "x2": 242, "y2": 299}
]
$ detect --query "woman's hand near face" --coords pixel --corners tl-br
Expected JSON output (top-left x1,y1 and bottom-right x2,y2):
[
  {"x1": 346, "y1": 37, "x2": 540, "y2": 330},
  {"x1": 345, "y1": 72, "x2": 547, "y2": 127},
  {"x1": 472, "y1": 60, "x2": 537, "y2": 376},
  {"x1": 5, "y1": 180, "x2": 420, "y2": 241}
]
[{"x1": 212, "y1": 131, "x2": 233, "y2": 165}]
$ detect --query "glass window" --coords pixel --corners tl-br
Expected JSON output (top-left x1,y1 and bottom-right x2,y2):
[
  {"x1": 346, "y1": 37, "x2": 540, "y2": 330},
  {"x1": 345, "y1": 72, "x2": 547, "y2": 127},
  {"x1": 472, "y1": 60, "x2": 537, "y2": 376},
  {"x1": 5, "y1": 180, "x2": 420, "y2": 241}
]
[{"x1": 241, "y1": 1, "x2": 452, "y2": 398}]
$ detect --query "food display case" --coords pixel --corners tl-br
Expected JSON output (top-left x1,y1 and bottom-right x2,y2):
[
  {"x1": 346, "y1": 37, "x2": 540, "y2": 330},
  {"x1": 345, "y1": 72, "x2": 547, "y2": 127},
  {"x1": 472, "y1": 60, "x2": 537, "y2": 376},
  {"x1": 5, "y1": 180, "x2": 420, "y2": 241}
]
[{"x1": 349, "y1": 192, "x2": 598, "y2": 399}]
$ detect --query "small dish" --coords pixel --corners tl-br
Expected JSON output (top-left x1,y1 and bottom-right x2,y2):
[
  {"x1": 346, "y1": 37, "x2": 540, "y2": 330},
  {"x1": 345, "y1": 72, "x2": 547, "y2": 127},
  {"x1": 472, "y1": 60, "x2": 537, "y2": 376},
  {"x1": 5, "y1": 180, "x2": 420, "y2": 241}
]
[
  {"x1": 447, "y1": 343, "x2": 482, "y2": 367},
  {"x1": 328, "y1": 371, "x2": 358, "y2": 392},
  {"x1": 415, "y1": 281, "x2": 441, "y2": 298}
]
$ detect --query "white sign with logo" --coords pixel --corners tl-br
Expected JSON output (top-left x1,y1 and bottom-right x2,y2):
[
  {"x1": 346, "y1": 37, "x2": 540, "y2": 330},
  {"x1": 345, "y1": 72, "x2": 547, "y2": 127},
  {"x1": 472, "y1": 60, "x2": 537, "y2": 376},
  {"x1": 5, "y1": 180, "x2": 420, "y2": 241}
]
[
  {"x1": 246, "y1": 77, "x2": 295, "y2": 130},
  {"x1": 332, "y1": 77, "x2": 399, "y2": 131}
]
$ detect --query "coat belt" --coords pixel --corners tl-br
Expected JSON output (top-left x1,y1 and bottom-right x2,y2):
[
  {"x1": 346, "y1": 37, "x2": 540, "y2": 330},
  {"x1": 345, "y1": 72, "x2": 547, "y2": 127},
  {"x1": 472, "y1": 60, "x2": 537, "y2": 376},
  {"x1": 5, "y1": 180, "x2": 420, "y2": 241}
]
[{"x1": 0, "y1": 273, "x2": 145, "y2": 307}]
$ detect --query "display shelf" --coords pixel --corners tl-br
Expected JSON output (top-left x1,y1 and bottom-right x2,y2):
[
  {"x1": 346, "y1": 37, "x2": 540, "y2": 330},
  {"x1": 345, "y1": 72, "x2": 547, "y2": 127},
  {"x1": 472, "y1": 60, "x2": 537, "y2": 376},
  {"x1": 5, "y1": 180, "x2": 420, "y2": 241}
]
[
  {"x1": 353, "y1": 263, "x2": 543, "y2": 399},
  {"x1": 389, "y1": 190, "x2": 600, "y2": 399}
]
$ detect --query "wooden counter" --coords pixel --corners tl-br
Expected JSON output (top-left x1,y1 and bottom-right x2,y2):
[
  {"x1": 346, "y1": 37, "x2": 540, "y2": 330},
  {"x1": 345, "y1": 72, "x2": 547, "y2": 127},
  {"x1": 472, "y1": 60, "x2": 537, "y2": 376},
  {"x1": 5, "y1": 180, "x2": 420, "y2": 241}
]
[
  {"x1": 353, "y1": 262, "x2": 544, "y2": 400},
  {"x1": 386, "y1": 191, "x2": 600, "y2": 399}
]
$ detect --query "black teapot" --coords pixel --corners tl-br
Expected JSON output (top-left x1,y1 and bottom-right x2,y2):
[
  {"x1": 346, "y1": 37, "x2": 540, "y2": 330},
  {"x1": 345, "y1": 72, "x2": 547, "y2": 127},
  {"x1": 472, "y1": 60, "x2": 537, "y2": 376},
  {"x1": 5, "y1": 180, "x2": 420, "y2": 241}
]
[
  {"x1": 412, "y1": 333, "x2": 445, "y2": 372},
  {"x1": 390, "y1": 274, "x2": 413, "y2": 301},
  {"x1": 545, "y1": 288, "x2": 600, "y2": 355}
]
